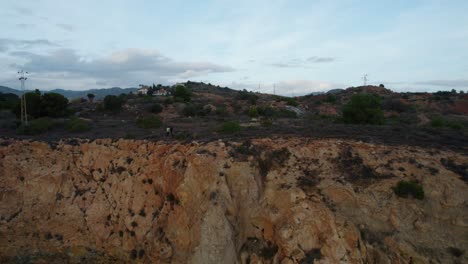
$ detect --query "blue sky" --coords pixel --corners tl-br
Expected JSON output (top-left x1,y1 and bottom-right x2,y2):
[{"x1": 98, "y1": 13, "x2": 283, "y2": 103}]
[{"x1": 1, "y1": 0, "x2": 467, "y2": 95}]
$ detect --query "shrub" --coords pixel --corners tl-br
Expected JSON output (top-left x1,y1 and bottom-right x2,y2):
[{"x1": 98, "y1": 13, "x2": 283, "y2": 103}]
[
  {"x1": 431, "y1": 116, "x2": 464, "y2": 129},
  {"x1": 248, "y1": 107, "x2": 258, "y2": 118},
  {"x1": 66, "y1": 117, "x2": 91, "y2": 132},
  {"x1": 103, "y1": 95, "x2": 123, "y2": 112},
  {"x1": 136, "y1": 115, "x2": 162, "y2": 129},
  {"x1": 236, "y1": 89, "x2": 258, "y2": 105},
  {"x1": 174, "y1": 85, "x2": 191, "y2": 102},
  {"x1": 219, "y1": 121, "x2": 241, "y2": 134},
  {"x1": 382, "y1": 98, "x2": 411, "y2": 113},
  {"x1": 324, "y1": 94, "x2": 337, "y2": 104},
  {"x1": 285, "y1": 98, "x2": 299, "y2": 107},
  {"x1": 446, "y1": 120, "x2": 463, "y2": 130},
  {"x1": 40, "y1": 93, "x2": 69, "y2": 117},
  {"x1": 182, "y1": 104, "x2": 210, "y2": 117},
  {"x1": 87, "y1": 93, "x2": 95, "y2": 103},
  {"x1": 0, "y1": 92, "x2": 20, "y2": 110},
  {"x1": 164, "y1": 97, "x2": 174, "y2": 105},
  {"x1": 215, "y1": 106, "x2": 229, "y2": 117},
  {"x1": 150, "y1": 103, "x2": 163, "y2": 114},
  {"x1": 16, "y1": 117, "x2": 56, "y2": 135},
  {"x1": 342, "y1": 93, "x2": 384, "y2": 125},
  {"x1": 393, "y1": 180, "x2": 424, "y2": 200},
  {"x1": 431, "y1": 116, "x2": 444, "y2": 127}
]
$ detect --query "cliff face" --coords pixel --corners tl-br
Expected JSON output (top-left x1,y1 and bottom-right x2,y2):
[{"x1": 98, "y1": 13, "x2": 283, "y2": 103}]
[{"x1": 0, "y1": 138, "x2": 466, "y2": 263}]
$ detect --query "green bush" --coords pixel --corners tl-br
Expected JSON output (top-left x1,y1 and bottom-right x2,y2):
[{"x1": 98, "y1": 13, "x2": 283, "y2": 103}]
[
  {"x1": 182, "y1": 104, "x2": 210, "y2": 117},
  {"x1": 16, "y1": 117, "x2": 56, "y2": 135},
  {"x1": 236, "y1": 89, "x2": 258, "y2": 105},
  {"x1": 66, "y1": 117, "x2": 91, "y2": 132},
  {"x1": 215, "y1": 106, "x2": 229, "y2": 117},
  {"x1": 446, "y1": 120, "x2": 463, "y2": 130},
  {"x1": 324, "y1": 94, "x2": 337, "y2": 104},
  {"x1": 174, "y1": 85, "x2": 191, "y2": 102},
  {"x1": 431, "y1": 116, "x2": 464, "y2": 129},
  {"x1": 0, "y1": 92, "x2": 20, "y2": 110},
  {"x1": 219, "y1": 121, "x2": 241, "y2": 134},
  {"x1": 431, "y1": 116, "x2": 444, "y2": 127},
  {"x1": 136, "y1": 115, "x2": 162, "y2": 129},
  {"x1": 150, "y1": 103, "x2": 163, "y2": 114},
  {"x1": 40, "y1": 93, "x2": 69, "y2": 117},
  {"x1": 248, "y1": 107, "x2": 258, "y2": 118},
  {"x1": 393, "y1": 180, "x2": 424, "y2": 200},
  {"x1": 342, "y1": 94, "x2": 384, "y2": 125},
  {"x1": 285, "y1": 98, "x2": 299, "y2": 107},
  {"x1": 103, "y1": 95, "x2": 123, "y2": 112}
]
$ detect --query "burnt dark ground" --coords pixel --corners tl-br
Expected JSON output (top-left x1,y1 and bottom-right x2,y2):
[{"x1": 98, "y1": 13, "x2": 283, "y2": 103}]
[{"x1": 1, "y1": 115, "x2": 467, "y2": 152}]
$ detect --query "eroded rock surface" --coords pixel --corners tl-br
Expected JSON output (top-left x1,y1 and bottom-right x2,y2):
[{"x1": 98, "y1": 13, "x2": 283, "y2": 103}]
[{"x1": 0, "y1": 138, "x2": 467, "y2": 263}]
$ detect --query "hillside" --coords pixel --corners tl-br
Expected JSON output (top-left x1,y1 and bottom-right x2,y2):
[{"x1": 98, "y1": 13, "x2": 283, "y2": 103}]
[{"x1": 1, "y1": 82, "x2": 467, "y2": 150}]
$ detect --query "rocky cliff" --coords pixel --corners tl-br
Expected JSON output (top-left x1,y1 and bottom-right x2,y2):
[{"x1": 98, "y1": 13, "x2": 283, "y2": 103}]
[{"x1": 0, "y1": 138, "x2": 467, "y2": 263}]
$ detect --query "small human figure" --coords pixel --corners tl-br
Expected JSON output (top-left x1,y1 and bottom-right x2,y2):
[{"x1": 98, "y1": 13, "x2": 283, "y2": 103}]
[{"x1": 166, "y1": 127, "x2": 170, "y2": 137}]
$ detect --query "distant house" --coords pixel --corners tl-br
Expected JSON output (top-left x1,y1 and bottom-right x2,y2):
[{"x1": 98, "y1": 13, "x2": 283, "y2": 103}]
[
  {"x1": 154, "y1": 88, "x2": 169, "y2": 96},
  {"x1": 137, "y1": 86, "x2": 149, "y2": 95}
]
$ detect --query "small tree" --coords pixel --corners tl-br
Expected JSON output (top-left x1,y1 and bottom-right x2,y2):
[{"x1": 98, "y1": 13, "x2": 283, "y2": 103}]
[
  {"x1": 150, "y1": 103, "x2": 163, "y2": 114},
  {"x1": 87, "y1": 93, "x2": 95, "y2": 103},
  {"x1": 103, "y1": 95, "x2": 123, "y2": 112},
  {"x1": 174, "y1": 85, "x2": 191, "y2": 102},
  {"x1": 40, "y1": 92, "x2": 69, "y2": 117},
  {"x1": 342, "y1": 94, "x2": 384, "y2": 125}
]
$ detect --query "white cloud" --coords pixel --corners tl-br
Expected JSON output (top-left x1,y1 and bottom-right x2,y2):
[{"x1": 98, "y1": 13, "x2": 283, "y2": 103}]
[
  {"x1": 413, "y1": 80, "x2": 468, "y2": 88},
  {"x1": 9, "y1": 48, "x2": 234, "y2": 89}
]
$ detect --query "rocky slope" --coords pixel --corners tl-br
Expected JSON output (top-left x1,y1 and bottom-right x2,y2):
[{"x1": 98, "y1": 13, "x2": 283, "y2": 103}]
[{"x1": 0, "y1": 138, "x2": 467, "y2": 263}]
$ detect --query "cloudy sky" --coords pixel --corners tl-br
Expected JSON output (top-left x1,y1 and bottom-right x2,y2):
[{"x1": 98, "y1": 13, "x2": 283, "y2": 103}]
[{"x1": 1, "y1": 0, "x2": 467, "y2": 95}]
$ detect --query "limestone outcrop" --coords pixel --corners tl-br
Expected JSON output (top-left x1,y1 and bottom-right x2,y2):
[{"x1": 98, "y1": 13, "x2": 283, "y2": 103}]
[{"x1": 0, "y1": 138, "x2": 467, "y2": 263}]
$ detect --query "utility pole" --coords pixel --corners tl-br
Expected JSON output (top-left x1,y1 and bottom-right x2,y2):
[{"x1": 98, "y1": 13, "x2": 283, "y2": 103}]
[
  {"x1": 18, "y1": 70, "x2": 28, "y2": 126},
  {"x1": 362, "y1": 74, "x2": 368, "y2": 86}
]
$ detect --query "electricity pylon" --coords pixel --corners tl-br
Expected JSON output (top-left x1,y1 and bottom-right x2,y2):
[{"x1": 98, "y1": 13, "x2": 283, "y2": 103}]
[
  {"x1": 362, "y1": 74, "x2": 368, "y2": 86},
  {"x1": 18, "y1": 70, "x2": 28, "y2": 126}
]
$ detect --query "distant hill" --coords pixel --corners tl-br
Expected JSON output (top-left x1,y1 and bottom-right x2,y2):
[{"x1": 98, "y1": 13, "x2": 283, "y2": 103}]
[
  {"x1": 0, "y1": 86, "x2": 24, "y2": 96},
  {"x1": 0, "y1": 86, "x2": 138, "y2": 99}
]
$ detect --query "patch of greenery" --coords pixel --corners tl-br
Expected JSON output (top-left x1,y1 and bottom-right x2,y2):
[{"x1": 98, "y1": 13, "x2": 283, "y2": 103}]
[
  {"x1": 174, "y1": 85, "x2": 191, "y2": 102},
  {"x1": 150, "y1": 103, "x2": 163, "y2": 114},
  {"x1": 136, "y1": 115, "x2": 162, "y2": 129},
  {"x1": 236, "y1": 89, "x2": 258, "y2": 105},
  {"x1": 66, "y1": 117, "x2": 91, "y2": 132},
  {"x1": 215, "y1": 106, "x2": 229, "y2": 117},
  {"x1": 342, "y1": 93, "x2": 384, "y2": 125},
  {"x1": 182, "y1": 104, "x2": 210, "y2": 117},
  {"x1": 103, "y1": 95, "x2": 124, "y2": 112},
  {"x1": 431, "y1": 116, "x2": 464, "y2": 129},
  {"x1": 248, "y1": 106, "x2": 258, "y2": 118},
  {"x1": 16, "y1": 117, "x2": 56, "y2": 135},
  {"x1": 219, "y1": 121, "x2": 241, "y2": 134},
  {"x1": 0, "y1": 92, "x2": 20, "y2": 110},
  {"x1": 13, "y1": 90, "x2": 69, "y2": 118},
  {"x1": 393, "y1": 180, "x2": 424, "y2": 200},
  {"x1": 324, "y1": 94, "x2": 337, "y2": 104}
]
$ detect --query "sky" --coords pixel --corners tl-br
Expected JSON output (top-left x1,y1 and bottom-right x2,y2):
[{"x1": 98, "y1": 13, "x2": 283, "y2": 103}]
[{"x1": 1, "y1": 0, "x2": 467, "y2": 95}]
